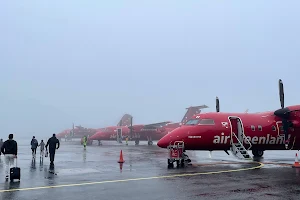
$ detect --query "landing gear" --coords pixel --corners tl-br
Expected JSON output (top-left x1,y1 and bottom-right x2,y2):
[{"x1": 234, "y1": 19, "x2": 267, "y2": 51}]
[
  {"x1": 147, "y1": 136, "x2": 153, "y2": 145},
  {"x1": 183, "y1": 152, "x2": 191, "y2": 163},
  {"x1": 98, "y1": 140, "x2": 102, "y2": 146},
  {"x1": 252, "y1": 149, "x2": 264, "y2": 157},
  {"x1": 135, "y1": 139, "x2": 139, "y2": 145}
]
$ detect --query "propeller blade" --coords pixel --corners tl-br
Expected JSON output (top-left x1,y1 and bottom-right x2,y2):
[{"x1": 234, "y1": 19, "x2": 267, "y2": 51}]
[
  {"x1": 216, "y1": 97, "x2": 220, "y2": 112},
  {"x1": 279, "y1": 79, "x2": 284, "y2": 108}
]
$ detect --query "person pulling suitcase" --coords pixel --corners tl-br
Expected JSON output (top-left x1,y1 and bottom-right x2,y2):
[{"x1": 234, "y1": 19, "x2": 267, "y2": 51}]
[
  {"x1": 1, "y1": 134, "x2": 18, "y2": 181},
  {"x1": 10, "y1": 156, "x2": 20, "y2": 181}
]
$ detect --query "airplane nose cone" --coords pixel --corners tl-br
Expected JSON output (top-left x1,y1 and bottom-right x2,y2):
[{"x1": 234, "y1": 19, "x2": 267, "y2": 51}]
[{"x1": 157, "y1": 137, "x2": 169, "y2": 148}]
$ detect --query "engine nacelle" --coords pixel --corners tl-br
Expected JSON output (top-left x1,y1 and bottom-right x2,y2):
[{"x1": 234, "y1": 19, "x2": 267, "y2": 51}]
[{"x1": 274, "y1": 107, "x2": 290, "y2": 118}]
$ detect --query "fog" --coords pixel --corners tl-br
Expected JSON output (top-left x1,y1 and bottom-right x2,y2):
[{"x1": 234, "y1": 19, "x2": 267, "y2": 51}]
[{"x1": 1, "y1": 1, "x2": 300, "y2": 138}]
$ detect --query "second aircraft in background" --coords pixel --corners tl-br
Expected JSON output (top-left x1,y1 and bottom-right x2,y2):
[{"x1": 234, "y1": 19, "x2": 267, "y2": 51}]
[{"x1": 88, "y1": 105, "x2": 208, "y2": 145}]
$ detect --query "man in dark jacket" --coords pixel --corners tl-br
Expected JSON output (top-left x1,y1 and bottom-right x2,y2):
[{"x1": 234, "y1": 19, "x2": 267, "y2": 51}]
[
  {"x1": 0, "y1": 139, "x2": 3, "y2": 156},
  {"x1": 45, "y1": 134, "x2": 60, "y2": 166},
  {"x1": 1, "y1": 134, "x2": 18, "y2": 180},
  {"x1": 31, "y1": 136, "x2": 38, "y2": 158}
]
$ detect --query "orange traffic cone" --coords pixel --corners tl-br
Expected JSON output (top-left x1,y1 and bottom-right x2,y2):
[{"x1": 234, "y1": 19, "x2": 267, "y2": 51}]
[
  {"x1": 118, "y1": 150, "x2": 125, "y2": 163},
  {"x1": 292, "y1": 152, "x2": 300, "y2": 168}
]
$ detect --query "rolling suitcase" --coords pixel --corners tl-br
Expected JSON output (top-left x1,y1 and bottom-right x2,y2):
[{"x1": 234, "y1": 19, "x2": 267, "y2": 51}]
[{"x1": 10, "y1": 158, "x2": 20, "y2": 181}]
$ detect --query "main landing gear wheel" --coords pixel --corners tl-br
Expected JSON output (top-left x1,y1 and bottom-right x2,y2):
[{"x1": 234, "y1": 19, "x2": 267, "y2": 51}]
[
  {"x1": 252, "y1": 149, "x2": 264, "y2": 157},
  {"x1": 135, "y1": 139, "x2": 139, "y2": 145},
  {"x1": 148, "y1": 141, "x2": 153, "y2": 145}
]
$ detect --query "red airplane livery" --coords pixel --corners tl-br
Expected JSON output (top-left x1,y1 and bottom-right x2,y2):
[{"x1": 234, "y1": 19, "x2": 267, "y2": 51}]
[
  {"x1": 128, "y1": 105, "x2": 208, "y2": 145},
  {"x1": 57, "y1": 114, "x2": 132, "y2": 142},
  {"x1": 89, "y1": 105, "x2": 208, "y2": 145},
  {"x1": 88, "y1": 114, "x2": 133, "y2": 145},
  {"x1": 56, "y1": 124, "x2": 98, "y2": 141},
  {"x1": 157, "y1": 79, "x2": 300, "y2": 166}
]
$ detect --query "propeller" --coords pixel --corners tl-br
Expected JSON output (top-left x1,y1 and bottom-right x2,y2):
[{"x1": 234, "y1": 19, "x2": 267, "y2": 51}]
[
  {"x1": 279, "y1": 79, "x2": 284, "y2": 109},
  {"x1": 274, "y1": 79, "x2": 291, "y2": 148},
  {"x1": 216, "y1": 97, "x2": 220, "y2": 112}
]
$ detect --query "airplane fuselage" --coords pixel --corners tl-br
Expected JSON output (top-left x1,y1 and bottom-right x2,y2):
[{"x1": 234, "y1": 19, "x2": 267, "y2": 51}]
[{"x1": 157, "y1": 105, "x2": 300, "y2": 152}]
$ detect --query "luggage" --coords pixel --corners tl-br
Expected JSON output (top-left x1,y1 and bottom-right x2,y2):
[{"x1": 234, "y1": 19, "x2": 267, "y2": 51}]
[
  {"x1": 45, "y1": 151, "x2": 48, "y2": 157},
  {"x1": 10, "y1": 158, "x2": 20, "y2": 181}
]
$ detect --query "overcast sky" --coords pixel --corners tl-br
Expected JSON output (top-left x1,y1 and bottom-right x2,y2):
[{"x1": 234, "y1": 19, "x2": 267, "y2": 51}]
[{"x1": 0, "y1": 1, "x2": 299, "y2": 138}]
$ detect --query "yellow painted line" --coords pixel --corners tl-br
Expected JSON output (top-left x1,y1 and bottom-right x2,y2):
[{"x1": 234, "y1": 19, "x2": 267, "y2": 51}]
[
  {"x1": 191, "y1": 161, "x2": 250, "y2": 166},
  {"x1": 262, "y1": 162, "x2": 292, "y2": 167},
  {"x1": 0, "y1": 162, "x2": 264, "y2": 193}
]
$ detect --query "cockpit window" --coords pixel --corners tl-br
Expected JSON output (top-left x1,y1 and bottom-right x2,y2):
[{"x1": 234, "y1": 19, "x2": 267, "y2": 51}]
[
  {"x1": 185, "y1": 119, "x2": 200, "y2": 125},
  {"x1": 199, "y1": 119, "x2": 215, "y2": 125}
]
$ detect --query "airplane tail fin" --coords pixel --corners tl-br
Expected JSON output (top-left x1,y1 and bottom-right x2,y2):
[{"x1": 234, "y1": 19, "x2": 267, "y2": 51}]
[
  {"x1": 117, "y1": 114, "x2": 133, "y2": 126},
  {"x1": 181, "y1": 105, "x2": 209, "y2": 124}
]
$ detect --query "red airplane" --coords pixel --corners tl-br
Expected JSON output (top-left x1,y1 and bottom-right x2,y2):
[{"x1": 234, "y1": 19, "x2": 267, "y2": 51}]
[
  {"x1": 128, "y1": 105, "x2": 209, "y2": 145},
  {"x1": 157, "y1": 79, "x2": 300, "y2": 167},
  {"x1": 57, "y1": 114, "x2": 133, "y2": 142},
  {"x1": 87, "y1": 114, "x2": 133, "y2": 145},
  {"x1": 89, "y1": 105, "x2": 208, "y2": 145},
  {"x1": 56, "y1": 124, "x2": 98, "y2": 141}
]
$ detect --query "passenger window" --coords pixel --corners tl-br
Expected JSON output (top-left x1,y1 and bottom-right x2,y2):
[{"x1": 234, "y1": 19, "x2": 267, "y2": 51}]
[
  {"x1": 258, "y1": 125, "x2": 262, "y2": 131},
  {"x1": 251, "y1": 125, "x2": 255, "y2": 131},
  {"x1": 272, "y1": 126, "x2": 276, "y2": 131},
  {"x1": 199, "y1": 119, "x2": 215, "y2": 125}
]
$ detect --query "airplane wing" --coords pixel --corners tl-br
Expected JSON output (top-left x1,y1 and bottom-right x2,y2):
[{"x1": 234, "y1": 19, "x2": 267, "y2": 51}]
[{"x1": 143, "y1": 121, "x2": 172, "y2": 129}]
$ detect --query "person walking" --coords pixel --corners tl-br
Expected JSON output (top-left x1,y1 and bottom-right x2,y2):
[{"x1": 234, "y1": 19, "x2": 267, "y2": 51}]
[
  {"x1": 39, "y1": 140, "x2": 45, "y2": 158},
  {"x1": 1, "y1": 134, "x2": 18, "y2": 180},
  {"x1": 0, "y1": 139, "x2": 4, "y2": 156},
  {"x1": 31, "y1": 136, "x2": 38, "y2": 158},
  {"x1": 45, "y1": 134, "x2": 60, "y2": 166}
]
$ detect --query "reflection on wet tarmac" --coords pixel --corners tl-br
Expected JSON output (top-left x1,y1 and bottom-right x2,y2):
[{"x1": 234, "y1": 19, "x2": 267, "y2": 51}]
[
  {"x1": 0, "y1": 141, "x2": 299, "y2": 200},
  {"x1": 83, "y1": 150, "x2": 86, "y2": 163},
  {"x1": 1, "y1": 181, "x2": 20, "y2": 200}
]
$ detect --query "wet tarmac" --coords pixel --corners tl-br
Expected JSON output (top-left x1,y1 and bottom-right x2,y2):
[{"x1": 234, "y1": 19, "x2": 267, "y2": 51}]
[{"x1": 1, "y1": 140, "x2": 300, "y2": 200}]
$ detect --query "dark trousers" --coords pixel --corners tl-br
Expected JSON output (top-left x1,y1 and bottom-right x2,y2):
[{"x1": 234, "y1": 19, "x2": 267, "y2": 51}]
[
  {"x1": 50, "y1": 153, "x2": 55, "y2": 163},
  {"x1": 32, "y1": 148, "x2": 37, "y2": 154}
]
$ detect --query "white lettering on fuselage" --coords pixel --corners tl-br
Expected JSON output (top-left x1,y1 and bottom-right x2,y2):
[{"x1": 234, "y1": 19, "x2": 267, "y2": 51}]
[{"x1": 213, "y1": 134, "x2": 288, "y2": 145}]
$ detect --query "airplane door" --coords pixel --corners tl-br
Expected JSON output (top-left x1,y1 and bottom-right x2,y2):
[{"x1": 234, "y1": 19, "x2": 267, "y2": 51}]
[
  {"x1": 276, "y1": 121, "x2": 296, "y2": 149},
  {"x1": 117, "y1": 128, "x2": 122, "y2": 143},
  {"x1": 229, "y1": 117, "x2": 244, "y2": 144},
  {"x1": 230, "y1": 118, "x2": 238, "y2": 143}
]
